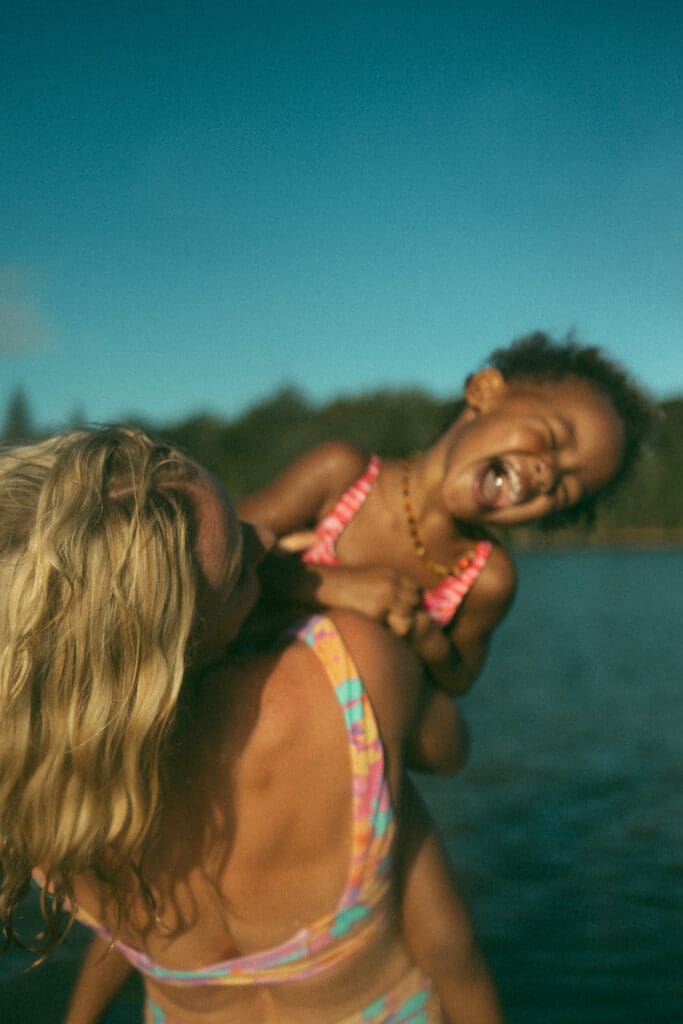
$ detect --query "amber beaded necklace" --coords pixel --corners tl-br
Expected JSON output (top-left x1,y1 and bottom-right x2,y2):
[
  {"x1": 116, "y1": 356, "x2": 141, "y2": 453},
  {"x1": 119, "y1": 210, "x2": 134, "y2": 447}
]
[{"x1": 401, "y1": 456, "x2": 476, "y2": 578}]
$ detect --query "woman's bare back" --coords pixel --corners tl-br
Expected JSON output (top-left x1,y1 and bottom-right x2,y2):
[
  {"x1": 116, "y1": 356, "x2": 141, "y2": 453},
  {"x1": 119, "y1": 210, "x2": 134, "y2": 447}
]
[{"x1": 72, "y1": 612, "x2": 428, "y2": 1023}]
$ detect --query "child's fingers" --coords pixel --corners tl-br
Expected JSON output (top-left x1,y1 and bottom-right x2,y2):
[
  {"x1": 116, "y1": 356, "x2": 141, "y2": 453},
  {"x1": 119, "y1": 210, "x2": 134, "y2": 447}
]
[
  {"x1": 409, "y1": 608, "x2": 434, "y2": 642},
  {"x1": 385, "y1": 576, "x2": 422, "y2": 636},
  {"x1": 395, "y1": 575, "x2": 422, "y2": 614},
  {"x1": 386, "y1": 608, "x2": 414, "y2": 636}
]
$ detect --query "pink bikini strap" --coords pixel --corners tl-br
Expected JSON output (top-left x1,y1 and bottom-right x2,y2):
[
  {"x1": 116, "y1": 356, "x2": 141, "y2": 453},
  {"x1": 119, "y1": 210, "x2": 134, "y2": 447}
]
[
  {"x1": 302, "y1": 456, "x2": 381, "y2": 566},
  {"x1": 422, "y1": 540, "x2": 493, "y2": 627}
]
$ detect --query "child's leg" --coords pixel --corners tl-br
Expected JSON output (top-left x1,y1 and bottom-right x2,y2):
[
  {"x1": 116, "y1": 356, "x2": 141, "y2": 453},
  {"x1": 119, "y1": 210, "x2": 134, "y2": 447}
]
[
  {"x1": 406, "y1": 689, "x2": 470, "y2": 774},
  {"x1": 399, "y1": 778, "x2": 504, "y2": 1023}
]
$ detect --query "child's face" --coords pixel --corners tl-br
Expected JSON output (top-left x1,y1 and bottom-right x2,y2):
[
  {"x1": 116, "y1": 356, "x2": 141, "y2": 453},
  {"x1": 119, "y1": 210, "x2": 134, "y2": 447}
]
[{"x1": 441, "y1": 372, "x2": 625, "y2": 526}]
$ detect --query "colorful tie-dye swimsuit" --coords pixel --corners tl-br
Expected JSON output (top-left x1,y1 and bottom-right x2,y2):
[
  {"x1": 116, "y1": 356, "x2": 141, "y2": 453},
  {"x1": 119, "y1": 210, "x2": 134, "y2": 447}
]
[
  {"x1": 67, "y1": 615, "x2": 442, "y2": 1023},
  {"x1": 302, "y1": 455, "x2": 492, "y2": 627}
]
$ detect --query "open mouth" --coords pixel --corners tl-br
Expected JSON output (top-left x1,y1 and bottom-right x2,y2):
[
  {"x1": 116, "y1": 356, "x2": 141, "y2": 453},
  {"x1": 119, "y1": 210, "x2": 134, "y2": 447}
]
[{"x1": 478, "y1": 457, "x2": 526, "y2": 508}]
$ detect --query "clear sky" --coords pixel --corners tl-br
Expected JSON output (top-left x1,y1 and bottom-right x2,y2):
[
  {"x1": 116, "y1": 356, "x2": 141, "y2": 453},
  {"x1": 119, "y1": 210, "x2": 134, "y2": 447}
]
[{"x1": 2, "y1": 0, "x2": 682, "y2": 432}]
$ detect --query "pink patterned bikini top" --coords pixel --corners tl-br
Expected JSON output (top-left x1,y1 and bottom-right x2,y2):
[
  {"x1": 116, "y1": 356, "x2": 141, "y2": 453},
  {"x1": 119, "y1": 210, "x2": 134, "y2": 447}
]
[{"x1": 302, "y1": 455, "x2": 492, "y2": 628}]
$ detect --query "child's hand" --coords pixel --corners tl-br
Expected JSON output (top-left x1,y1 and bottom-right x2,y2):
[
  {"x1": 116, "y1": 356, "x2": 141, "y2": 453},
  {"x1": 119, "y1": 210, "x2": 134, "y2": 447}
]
[
  {"x1": 407, "y1": 610, "x2": 480, "y2": 697},
  {"x1": 408, "y1": 608, "x2": 434, "y2": 645}
]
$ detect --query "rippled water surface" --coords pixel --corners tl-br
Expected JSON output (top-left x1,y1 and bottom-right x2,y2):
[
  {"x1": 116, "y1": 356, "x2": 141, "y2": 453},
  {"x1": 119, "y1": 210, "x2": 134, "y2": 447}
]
[
  {"x1": 420, "y1": 549, "x2": 683, "y2": 1024},
  {"x1": 3, "y1": 550, "x2": 682, "y2": 1023}
]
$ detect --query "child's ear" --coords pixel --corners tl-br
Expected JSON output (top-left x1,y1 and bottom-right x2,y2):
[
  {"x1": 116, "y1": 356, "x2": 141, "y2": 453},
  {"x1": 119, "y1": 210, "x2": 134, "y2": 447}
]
[{"x1": 464, "y1": 368, "x2": 507, "y2": 411}]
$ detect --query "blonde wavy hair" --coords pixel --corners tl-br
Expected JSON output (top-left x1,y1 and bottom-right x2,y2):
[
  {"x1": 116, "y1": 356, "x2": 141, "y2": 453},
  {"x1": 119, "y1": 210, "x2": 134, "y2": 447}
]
[{"x1": 0, "y1": 427, "x2": 201, "y2": 953}]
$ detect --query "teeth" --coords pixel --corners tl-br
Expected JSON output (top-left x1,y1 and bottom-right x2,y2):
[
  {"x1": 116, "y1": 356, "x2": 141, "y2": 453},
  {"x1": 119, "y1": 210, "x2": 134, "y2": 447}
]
[
  {"x1": 504, "y1": 462, "x2": 523, "y2": 500},
  {"x1": 492, "y1": 460, "x2": 523, "y2": 504},
  {"x1": 481, "y1": 459, "x2": 525, "y2": 506}
]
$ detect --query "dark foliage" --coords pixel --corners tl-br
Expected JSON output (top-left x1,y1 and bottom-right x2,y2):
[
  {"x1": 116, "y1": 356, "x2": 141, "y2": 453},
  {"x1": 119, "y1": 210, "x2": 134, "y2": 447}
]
[{"x1": 2, "y1": 389, "x2": 681, "y2": 545}]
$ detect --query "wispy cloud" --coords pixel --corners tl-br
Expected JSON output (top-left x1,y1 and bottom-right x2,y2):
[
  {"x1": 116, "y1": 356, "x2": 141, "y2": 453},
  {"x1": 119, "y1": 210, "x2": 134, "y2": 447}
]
[{"x1": 0, "y1": 266, "x2": 52, "y2": 355}]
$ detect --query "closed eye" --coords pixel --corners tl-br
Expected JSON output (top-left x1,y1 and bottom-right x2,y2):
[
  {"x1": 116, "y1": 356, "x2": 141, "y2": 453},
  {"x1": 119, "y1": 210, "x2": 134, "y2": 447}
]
[
  {"x1": 556, "y1": 482, "x2": 570, "y2": 509},
  {"x1": 544, "y1": 419, "x2": 558, "y2": 450},
  {"x1": 554, "y1": 476, "x2": 582, "y2": 511}
]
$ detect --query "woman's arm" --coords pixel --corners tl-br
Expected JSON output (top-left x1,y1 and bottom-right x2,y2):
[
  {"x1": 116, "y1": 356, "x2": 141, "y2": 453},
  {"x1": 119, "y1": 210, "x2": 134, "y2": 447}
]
[
  {"x1": 398, "y1": 779, "x2": 504, "y2": 1024},
  {"x1": 64, "y1": 935, "x2": 134, "y2": 1024}
]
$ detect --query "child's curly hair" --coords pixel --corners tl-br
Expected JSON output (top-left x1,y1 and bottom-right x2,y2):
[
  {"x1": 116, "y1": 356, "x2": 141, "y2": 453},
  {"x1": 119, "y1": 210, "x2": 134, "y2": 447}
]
[{"x1": 484, "y1": 331, "x2": 659, "y2": 528}]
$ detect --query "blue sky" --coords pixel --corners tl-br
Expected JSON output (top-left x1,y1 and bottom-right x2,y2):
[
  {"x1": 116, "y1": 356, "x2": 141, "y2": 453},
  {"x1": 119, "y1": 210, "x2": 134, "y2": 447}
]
[{"x1": 2, "y1": 1, "x2": 682, "y2": 432}]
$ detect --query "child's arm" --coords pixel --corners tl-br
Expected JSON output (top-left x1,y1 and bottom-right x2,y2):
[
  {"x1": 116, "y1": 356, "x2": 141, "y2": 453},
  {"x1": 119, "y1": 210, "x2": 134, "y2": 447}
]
[
  {"x1": 410, "y1": 547, "x2": 517, "y2": 695},
  {"x1": 398, "y1": 778, "x2": 504, "y2": 1024},
  {"x1": 237, "y1": 439, "x2": 367, "y2": 534},
  {"x1": 64, "y1": 934, "x2": 134, "y2": 1024},
  {"x1": 401, "y1": 551, "x2": 516, "y2": 774}
]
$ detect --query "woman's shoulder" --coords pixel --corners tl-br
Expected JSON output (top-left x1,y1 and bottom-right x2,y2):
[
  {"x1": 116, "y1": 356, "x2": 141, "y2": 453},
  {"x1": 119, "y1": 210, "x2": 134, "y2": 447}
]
[
  {"x1": 203, "y1": 630, "x2": 352, "y2": 747},
  {"x1": 202, "y1": 611, "x2": 422, "y2": 779},
  {"x1": 238, "y1": 611, "x2": 421, "y2": 756},
  {"x1": 249, "y1": 612, "x2": 417, "y2": 709}
]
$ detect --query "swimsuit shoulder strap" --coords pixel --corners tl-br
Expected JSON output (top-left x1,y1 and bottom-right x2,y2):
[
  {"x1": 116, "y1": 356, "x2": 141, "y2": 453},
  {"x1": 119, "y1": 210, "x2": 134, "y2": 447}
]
[
  {"x1": 302, "y1": 455, "x2": 381, "y2": 565},
  {"x1": 293, "y1": 614, "x2": 395, "y2": 911},
  {"x1": 422, "y1": 539, "x2": 494, "y2": 627}
]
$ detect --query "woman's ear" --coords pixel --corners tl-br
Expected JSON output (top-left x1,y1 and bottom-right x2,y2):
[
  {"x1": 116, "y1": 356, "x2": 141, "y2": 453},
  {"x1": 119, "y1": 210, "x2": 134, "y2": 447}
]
[{"x1": 464, "y1": 368, "x2": 507, "y2": 412}]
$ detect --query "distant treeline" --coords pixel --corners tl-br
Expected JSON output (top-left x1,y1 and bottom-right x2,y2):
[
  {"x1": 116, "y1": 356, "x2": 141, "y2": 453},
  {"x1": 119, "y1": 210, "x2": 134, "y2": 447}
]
[{"x1": 3, "y1": 386, "x2": 682, "y2": 547}]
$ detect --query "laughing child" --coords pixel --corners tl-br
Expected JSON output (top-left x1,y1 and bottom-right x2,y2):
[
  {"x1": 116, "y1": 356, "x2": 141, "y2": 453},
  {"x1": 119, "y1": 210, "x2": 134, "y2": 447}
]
[{"x1": 238, "y1": 332, "x2": 656, "y2": 772}]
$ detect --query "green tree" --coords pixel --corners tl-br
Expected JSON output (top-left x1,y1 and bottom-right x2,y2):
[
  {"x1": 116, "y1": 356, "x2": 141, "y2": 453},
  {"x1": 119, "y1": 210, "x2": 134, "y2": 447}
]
[{"x1": 2, "y1": 387, "x2": 34, "y2": 442}]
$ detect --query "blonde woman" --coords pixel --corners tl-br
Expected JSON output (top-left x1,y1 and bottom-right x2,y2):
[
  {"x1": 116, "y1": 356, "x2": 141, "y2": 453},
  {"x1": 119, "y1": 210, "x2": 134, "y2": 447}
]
[{"x1": 0, "y1": 427, "x2": 502, "y2": 1024}]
